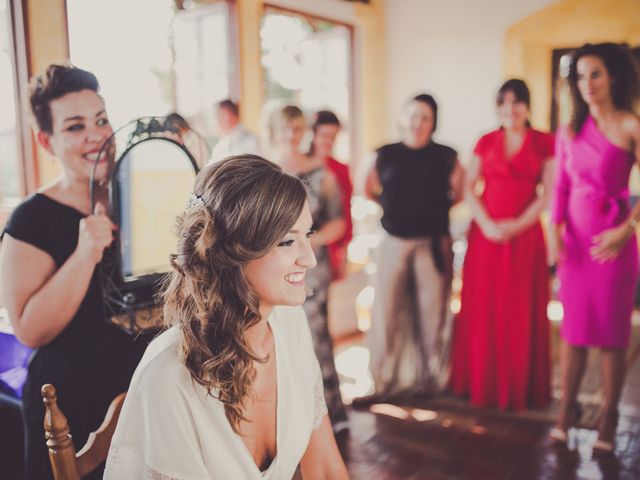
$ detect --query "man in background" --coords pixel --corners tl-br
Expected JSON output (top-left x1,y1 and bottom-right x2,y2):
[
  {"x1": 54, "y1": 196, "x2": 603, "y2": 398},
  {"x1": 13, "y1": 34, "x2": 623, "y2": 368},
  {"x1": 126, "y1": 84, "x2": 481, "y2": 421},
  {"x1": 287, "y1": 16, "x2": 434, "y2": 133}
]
[{"x1": 207, "y1": 99, "x2": 260, "y2": 165}]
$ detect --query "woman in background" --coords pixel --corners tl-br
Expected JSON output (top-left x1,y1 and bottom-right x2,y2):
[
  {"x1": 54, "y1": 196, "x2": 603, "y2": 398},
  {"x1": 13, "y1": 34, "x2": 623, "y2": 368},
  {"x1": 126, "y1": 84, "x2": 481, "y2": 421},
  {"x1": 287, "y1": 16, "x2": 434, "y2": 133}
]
[
  {"x1": 450, "y1": 79, "x2": 553, "y2": 411},
  {"x1": 0, "y1": 64, "x2": 148, "y2": 479},
  {"x1": 358, "y1": 93, "x2": 463, "y2": 403},
  {"x1": 550, "y1": 43, "x2": 640, "y2": 453},
  {"x1": 271, "y1": 106, "x2": 349, "y2": 432},
  {"x1": 308, "y1": 110, "x2": 353, "y2": 280}
]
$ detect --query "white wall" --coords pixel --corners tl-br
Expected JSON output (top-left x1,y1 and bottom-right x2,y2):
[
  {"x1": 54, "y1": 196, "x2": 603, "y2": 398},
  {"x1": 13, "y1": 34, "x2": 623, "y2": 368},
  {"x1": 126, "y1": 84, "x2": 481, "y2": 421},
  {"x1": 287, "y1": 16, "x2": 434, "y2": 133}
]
[
  {"x1": 269, "y1": 0, "x2": 355, "y2": 20},
  {"x1": 383, "y1": 0, "x2": 556, "y2": 162}
]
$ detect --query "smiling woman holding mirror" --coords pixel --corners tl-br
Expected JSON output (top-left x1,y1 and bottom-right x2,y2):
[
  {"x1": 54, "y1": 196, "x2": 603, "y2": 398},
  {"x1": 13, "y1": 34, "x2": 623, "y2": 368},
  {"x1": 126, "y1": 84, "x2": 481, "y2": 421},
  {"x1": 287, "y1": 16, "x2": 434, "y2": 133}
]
[{"x1": 0, "y1": 64, "x2": 148, "y2": 479}]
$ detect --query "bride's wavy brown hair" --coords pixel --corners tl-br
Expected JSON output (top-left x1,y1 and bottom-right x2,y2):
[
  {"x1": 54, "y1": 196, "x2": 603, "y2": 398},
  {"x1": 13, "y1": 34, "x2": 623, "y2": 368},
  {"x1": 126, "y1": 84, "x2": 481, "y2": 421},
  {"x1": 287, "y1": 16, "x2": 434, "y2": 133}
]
[{"x1": 162, "y1": 155, "x2": 307, "y2": 431}]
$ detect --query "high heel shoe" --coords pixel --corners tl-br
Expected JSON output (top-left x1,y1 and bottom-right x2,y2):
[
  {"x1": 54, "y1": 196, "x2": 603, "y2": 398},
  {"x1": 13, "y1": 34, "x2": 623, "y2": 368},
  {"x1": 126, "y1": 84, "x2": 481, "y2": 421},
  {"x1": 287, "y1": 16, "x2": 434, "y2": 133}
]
[
  {"x1": 549, "y1": 402, "x2": 583, "y2": 445},
  {"x1": 549, "y1": 427, "x2": 569, "y2": 444},
  {"x1": 593, "y1": 409, "x2": 618, "y2": 455},
  {"x1": 592, "y1": 439, "x2": 614, "y2": 454}
]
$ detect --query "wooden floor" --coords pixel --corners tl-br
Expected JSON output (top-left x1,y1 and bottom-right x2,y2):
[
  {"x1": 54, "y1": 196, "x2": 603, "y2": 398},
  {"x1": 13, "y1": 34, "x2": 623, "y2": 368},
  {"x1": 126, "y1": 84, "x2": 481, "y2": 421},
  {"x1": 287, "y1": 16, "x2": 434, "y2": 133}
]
[{"x1": 336, "y1": 347, "x2": 640, "y2": 480}]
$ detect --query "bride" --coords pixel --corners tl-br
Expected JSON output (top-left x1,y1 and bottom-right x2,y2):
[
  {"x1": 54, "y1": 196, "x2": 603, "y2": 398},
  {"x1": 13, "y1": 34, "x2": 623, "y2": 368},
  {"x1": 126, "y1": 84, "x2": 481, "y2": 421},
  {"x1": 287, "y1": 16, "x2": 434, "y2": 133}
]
[{"x1": 105, "y1": 155, "x2": 349, "y2": 479}]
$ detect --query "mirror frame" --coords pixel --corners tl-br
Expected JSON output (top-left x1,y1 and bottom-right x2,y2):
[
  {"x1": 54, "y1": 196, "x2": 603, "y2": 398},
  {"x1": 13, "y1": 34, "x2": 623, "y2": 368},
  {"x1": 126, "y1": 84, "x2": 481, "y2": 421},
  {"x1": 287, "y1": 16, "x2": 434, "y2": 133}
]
[{"x1": 90, "y1": 116, "x2": 201, "y2": 334}]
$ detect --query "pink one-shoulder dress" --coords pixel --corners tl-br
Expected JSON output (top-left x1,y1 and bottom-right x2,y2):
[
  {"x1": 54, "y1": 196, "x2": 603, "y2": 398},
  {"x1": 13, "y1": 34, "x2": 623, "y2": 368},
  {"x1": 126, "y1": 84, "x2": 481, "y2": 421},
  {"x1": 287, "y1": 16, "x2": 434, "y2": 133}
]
[{"x1": 551, "y1": 116, "x2": 638, "y2": 348}]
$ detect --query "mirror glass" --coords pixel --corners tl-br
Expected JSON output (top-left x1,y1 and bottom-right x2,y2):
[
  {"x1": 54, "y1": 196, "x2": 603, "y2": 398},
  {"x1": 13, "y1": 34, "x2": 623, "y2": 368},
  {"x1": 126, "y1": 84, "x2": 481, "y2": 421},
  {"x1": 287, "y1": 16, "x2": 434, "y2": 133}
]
[{"x1": 115, "y1": 139, "x2": 197, "y2": 279}]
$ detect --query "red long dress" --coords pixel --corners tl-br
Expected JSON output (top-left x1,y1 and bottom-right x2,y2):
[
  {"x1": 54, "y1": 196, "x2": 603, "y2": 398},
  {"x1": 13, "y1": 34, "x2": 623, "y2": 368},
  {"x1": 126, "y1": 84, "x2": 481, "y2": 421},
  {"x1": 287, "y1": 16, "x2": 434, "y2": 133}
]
[
  {"x1": 450, "y1": 128, "x2": 553, "y2": 411},
  {"x1": 326, "y1": 156, "x2": 353, "y2": 280}
]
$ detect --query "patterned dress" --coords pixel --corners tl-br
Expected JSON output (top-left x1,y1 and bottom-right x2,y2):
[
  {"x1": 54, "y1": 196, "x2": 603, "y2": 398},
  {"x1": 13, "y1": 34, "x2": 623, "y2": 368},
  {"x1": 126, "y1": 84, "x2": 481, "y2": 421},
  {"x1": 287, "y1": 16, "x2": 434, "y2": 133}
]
[{"x1": 297, "y1": 167, "x2": 347, "y2": 427}]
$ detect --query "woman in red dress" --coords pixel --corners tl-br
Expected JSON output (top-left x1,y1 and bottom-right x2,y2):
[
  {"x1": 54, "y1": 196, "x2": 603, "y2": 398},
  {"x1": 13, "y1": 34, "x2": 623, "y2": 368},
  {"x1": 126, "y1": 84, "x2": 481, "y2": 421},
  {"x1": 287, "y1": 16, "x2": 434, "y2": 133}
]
[
  {"x1": 450, "y1": 79, "x2": 554, "y2": 410},
  {"x1": 308, "y1": 110, "x2": 353, "y2": 281}
]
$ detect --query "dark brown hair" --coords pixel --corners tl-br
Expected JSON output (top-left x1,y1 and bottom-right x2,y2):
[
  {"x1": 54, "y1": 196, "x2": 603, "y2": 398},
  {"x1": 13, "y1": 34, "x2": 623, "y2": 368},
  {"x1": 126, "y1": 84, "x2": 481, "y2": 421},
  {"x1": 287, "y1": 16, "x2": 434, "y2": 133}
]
[
  {"x1": 496, "y1": 78, "x2": 531, "y2": 128},
  {"x1": 310, "y1": 110, "x2": 341, "y2": 133},
  {"x1": 308, "y1": 110, "x2": 341, "y2": 155},
  {"x1": 28, "y1": 64, "x2": 100, "y2": 133},
  {"x1": 162, "y1": 155, "x2": 307, "y2": 432},
  {"x1": 217, "y1": 98, "x2": 239, "y2": 117},
  {"x1": 166, "y1": 112, "x2": 190, "y2": 132},
  {"x1": 567, "y1": 43, "x2": 640, "y2": 135},
  {"x1": 411, "y1": 93, "x2": 438, "y2": 132}
]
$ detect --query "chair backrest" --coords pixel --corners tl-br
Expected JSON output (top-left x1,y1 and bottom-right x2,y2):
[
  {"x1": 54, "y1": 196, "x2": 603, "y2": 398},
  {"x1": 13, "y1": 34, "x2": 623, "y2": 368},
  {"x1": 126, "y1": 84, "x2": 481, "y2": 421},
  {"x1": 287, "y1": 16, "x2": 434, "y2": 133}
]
[{"x1": 41, "y1": 383, "x2": 126, "y2": 480}]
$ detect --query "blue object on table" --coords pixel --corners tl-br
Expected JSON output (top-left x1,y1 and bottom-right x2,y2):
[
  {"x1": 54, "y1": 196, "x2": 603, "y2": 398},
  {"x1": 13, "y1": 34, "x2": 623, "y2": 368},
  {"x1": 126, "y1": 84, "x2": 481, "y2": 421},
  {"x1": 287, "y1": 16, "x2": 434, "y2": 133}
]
[{"x1": 0, "y1": 329, "x2": 33, "y2": 398}]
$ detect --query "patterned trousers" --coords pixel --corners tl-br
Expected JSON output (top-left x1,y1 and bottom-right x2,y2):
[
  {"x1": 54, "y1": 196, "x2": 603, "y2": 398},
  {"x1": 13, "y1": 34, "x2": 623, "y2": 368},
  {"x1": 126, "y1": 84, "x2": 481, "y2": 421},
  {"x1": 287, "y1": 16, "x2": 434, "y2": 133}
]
[{"x1": 303, "y1": 252, "x2": 347, "y2": 426}]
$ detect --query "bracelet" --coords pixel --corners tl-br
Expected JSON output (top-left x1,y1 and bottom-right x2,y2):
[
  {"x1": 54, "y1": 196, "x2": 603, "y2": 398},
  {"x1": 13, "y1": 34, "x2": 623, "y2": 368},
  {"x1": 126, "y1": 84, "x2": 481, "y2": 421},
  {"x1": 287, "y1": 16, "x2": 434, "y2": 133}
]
[{"x1": 629, "y1": 218, "x2": 639, "y2": 230}]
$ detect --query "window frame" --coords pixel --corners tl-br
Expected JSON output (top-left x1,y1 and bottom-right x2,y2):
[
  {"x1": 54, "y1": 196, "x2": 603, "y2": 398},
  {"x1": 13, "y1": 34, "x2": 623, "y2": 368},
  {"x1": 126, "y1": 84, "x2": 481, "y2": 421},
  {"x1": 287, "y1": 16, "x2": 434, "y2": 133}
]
[
  {"x1": 0, "y1": 0, "x2": 35, "y2": 226},
  {"x1": 262, "y1": 3, "x2": 356, "y2": 167},
  {"x1": 549, "y1": 47, "x2": 575, "y2": 133},
  {"x1": 171, "y1": 0, "x2": 241, "y2": 142},
  {"x1": 173, "y1": 0, "x2": 240, "y2": 104}
]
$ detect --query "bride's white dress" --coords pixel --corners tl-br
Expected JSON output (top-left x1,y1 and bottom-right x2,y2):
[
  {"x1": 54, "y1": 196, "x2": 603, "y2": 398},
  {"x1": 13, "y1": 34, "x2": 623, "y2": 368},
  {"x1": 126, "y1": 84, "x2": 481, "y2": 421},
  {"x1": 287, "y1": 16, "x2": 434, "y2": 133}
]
[{"x1": 104, "y1": 305, "x2": 327, "y2": 479}]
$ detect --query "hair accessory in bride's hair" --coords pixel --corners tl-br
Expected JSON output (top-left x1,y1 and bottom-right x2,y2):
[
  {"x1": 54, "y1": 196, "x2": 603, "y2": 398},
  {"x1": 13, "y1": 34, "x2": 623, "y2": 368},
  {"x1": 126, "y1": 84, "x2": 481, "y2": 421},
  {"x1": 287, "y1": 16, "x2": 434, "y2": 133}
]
[{"x1": 186, "y1": 192, "x2": 205, "y2": 210}]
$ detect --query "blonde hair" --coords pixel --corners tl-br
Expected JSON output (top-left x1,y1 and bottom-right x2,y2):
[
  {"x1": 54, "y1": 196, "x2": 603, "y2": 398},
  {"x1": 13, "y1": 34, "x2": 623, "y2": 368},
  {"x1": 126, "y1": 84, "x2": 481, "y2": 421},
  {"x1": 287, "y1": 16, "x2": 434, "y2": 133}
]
[{"x1": 268, "y1": 104, "x2": 306, "y2": 147}]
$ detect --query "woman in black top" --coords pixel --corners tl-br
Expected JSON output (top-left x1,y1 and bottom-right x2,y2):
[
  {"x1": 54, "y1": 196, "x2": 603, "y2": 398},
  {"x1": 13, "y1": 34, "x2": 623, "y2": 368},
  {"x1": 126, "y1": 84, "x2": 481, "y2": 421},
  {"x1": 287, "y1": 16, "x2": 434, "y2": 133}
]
[
  {"x1": 0, "y1": 64, "x2": 147, "y2": 479},
  {"x1": 357, "y1": 93, "x2": 463, "y2": 403}
]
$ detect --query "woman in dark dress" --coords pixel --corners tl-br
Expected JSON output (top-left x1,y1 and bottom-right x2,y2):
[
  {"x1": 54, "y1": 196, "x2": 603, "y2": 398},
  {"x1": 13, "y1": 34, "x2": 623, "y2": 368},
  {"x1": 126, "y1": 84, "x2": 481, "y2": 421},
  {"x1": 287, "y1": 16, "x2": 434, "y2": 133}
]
[{"x1": 0, "y1": 64, "x2": 147, "y2": 479}]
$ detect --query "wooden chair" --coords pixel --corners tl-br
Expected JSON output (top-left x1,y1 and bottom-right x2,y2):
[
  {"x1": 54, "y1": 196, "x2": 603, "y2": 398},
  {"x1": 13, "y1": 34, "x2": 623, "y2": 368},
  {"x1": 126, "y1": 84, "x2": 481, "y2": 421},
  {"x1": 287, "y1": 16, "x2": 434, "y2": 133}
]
[{"x1": 41, "y1": 384, "x2": 126, "y2": 480}]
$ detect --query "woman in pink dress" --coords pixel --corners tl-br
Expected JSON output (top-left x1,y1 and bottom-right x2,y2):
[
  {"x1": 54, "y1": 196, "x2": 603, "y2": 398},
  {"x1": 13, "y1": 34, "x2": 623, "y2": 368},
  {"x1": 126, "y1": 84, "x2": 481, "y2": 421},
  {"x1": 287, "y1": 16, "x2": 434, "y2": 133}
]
[{"x1": 550, "y1": 43, "x2": 640, "y2": 454}]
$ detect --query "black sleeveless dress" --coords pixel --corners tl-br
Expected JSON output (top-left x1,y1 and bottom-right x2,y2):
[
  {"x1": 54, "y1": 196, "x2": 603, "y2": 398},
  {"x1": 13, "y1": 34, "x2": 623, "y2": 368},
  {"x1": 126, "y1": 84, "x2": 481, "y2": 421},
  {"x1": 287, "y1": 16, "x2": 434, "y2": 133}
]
[{"x1": 3, "y1": 193, "x2": 149, "y2": 479}]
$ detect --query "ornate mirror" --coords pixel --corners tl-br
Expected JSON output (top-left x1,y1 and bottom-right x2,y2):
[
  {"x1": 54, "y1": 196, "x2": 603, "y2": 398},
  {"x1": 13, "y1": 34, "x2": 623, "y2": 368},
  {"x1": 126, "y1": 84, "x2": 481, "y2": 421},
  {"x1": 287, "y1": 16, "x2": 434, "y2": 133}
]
[{"x1": 90, "y1": 116, "x2": 201, "y2": 334}]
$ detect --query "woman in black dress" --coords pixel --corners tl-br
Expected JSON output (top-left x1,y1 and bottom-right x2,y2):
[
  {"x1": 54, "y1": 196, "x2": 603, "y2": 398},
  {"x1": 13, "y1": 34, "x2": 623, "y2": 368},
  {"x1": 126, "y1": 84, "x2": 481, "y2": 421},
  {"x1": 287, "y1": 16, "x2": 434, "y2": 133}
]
[{"x1": 0, "y1": 64, "x2": 147, "y2": 479}]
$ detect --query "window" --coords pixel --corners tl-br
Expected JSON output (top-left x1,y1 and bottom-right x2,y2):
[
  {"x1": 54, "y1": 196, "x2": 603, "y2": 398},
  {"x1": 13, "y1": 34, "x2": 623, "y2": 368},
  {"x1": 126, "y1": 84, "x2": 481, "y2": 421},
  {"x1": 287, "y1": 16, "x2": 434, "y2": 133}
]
[
  {"x1": 67, "y1": 0, "x2": 237, "y2": 149},
  {"x1": 260, "y1": 7, "x2": 353, "y2": 163},
  {"x1": 172, "y1": 2, "x2": 236, "y2": 146},
  {"x1": 0, "y1": 0, "x2": 28, "y2": 223},
  {"x1": 67, "y1": 0, "x2": 176, "y2": 128},
  {"x1": 66, "y1": 1, "x2": 238, "y2": 274}
]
